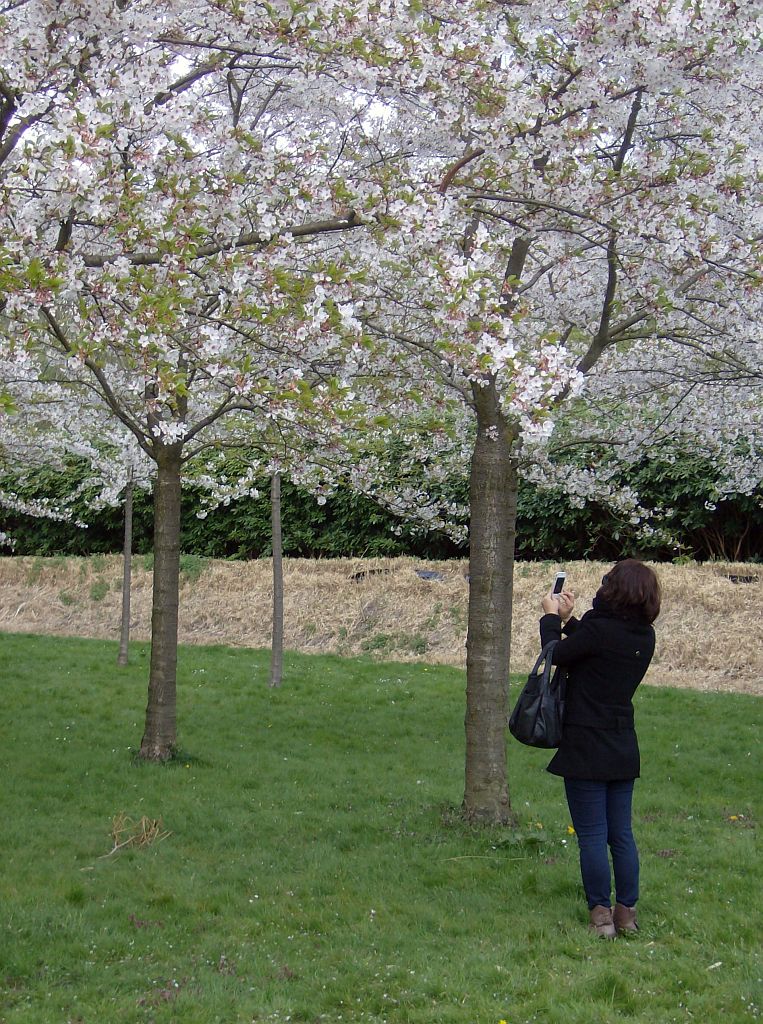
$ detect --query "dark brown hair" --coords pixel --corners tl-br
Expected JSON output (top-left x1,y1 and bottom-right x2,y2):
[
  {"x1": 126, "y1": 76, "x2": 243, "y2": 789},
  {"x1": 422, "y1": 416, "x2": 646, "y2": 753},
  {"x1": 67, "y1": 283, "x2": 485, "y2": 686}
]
[{"x1": 597, "y1": 559, "x2": 661, "y2": 623}]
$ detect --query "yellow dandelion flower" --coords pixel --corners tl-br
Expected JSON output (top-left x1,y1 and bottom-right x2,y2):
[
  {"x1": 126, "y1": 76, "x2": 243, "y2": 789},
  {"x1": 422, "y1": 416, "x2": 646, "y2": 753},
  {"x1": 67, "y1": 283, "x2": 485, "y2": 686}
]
[{"x1": 567, "y1": 825, "x2": 576, "y2": 835}]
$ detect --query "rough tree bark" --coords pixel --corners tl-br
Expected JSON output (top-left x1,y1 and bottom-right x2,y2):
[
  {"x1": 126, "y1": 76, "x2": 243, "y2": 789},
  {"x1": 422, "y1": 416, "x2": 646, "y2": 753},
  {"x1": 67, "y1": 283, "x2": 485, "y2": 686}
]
[
  {"x1": 461, "y1": 235, "x2": 529, "y2": 823},
  {"x1": 463, "y1": 378, "x2": 520, "y2": 824},
  {"x1": 117, "y1": 474, "x2": 133, "y2": 667},
  {"x1": 139, "y1": 443, "x2": 183, "y2": 760},
  {"x1": 269, "y1": 471, "x2": 284, "y2": 688}
]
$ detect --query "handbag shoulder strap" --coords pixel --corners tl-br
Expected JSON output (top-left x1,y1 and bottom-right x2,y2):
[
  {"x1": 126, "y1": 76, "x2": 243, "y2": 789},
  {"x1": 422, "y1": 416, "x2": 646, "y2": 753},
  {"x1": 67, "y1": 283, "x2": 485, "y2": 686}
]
[{"x1": 531, "y1": 640, "x2": 557, "y2": 678}]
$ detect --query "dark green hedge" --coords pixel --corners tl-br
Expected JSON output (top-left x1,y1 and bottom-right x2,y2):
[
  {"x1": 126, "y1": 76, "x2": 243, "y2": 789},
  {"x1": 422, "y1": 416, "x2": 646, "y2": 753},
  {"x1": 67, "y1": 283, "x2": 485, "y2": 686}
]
[
  {"x1": 1, "y1": 457, "x2": 760, "y2": 562},
  {"x1": 0, "y1": 471, "x2": 463, "y2": 560}
]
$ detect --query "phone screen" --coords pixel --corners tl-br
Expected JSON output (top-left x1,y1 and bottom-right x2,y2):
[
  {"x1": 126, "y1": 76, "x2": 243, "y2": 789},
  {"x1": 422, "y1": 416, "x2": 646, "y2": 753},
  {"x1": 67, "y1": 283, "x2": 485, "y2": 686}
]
[{"x1": 552, "y1": 574, "x2": 565, "y2": 594}]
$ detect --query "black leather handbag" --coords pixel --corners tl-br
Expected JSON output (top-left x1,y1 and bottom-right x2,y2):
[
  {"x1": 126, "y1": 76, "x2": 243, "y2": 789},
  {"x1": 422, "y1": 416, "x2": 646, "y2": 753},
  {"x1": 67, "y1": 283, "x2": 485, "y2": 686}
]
[{"x1": 509, "y1": 641, "x2": 567, "y2": 748}]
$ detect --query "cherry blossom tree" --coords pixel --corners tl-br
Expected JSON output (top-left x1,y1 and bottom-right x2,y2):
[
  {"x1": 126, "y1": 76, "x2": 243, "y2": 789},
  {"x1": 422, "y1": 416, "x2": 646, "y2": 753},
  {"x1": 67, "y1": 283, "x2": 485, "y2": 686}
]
[
  {"x1": 0, "y1": 0, "x2": 397, "y2": 759},
  {"x1": 340, "y1": 0, "x2": 762, "y2": 822}
]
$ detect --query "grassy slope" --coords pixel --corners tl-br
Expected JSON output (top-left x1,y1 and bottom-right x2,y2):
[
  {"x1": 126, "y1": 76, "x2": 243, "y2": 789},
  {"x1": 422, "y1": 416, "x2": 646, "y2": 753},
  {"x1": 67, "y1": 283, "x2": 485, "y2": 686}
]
[{"x1": 0, "y1": 633, "x2": 760, "y2": 1024}]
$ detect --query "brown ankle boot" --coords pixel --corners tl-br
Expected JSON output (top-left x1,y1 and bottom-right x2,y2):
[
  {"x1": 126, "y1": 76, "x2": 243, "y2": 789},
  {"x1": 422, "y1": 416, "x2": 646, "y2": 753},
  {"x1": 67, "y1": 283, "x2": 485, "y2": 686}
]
[
  {"x1": 613, "y1": 903, "x2": 638, "y2": 935},
  {"x1": 588, "y1": 905, "x2": 616, "y2": 939}
]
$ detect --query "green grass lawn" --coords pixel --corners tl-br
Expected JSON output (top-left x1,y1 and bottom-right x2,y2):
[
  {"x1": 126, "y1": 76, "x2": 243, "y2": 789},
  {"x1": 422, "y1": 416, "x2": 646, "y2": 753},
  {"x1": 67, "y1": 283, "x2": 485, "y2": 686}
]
[{"x1": 0, "y1": 632, "x2": 760, "y2": 1024}]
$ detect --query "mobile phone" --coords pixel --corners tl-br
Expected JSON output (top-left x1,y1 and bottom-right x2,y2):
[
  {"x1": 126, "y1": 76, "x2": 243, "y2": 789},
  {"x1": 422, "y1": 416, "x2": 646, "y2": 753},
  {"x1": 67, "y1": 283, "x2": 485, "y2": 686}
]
[{"x1": 552, "y1": 572, "x2": 566, "y2": 595}]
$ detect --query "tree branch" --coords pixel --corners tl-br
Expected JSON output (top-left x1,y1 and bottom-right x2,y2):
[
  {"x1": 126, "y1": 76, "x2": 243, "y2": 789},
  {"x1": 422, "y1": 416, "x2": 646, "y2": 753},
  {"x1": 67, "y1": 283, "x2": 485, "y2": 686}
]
[
  {"x1": 0, "y1": 101, "x2": 55, "y2": 169},
  {"x1": 179, "y1": 396, "x2": 243, "y2": 448},
  {"x1": 39, "y1": 306, "x2": 152, "y2": 457},
  {"x1": 577, "y1": 232, "x2": 619, "y2": 375},
  {"x1": 437, "y1": 147, "x2": 486, "y2": 194},
  {"x1": 499, "y1": 236, "x2": 531, "y2": 316},
  {"x1": 143, "y1": 57, "x2": 231, "y2": 114},
  {"x1": 80, "y1": 213, "x2": 365, "y2": 268},
  {"x1": 468, "y1": 192, "x2": 612, "y2": 231},
  {"x1": 574, "y1": 91, "x2": 644, "y2": 377}
]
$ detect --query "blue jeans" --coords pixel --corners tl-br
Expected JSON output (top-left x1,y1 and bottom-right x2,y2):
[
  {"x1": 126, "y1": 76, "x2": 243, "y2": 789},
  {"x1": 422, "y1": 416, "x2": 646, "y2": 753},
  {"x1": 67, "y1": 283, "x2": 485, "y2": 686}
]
[{"x1": 564, "y1": 778, "x2": 639, "y2": 910}]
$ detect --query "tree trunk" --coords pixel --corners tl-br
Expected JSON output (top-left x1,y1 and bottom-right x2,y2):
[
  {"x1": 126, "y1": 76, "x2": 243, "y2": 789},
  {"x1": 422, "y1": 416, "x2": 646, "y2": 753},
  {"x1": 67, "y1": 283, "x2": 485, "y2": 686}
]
[
  {"x1": 139, "y1": 444, "x2": 183, "y2": 760},
  {"x1": 463, "y1": 380, "x2": 519, "y2": 824},
  {"x1": 269, "y1": 472, "x2": 284, "y2": 688},
  {"x1": 117, "y1": 475, "x2": 133, "y2": 667}
]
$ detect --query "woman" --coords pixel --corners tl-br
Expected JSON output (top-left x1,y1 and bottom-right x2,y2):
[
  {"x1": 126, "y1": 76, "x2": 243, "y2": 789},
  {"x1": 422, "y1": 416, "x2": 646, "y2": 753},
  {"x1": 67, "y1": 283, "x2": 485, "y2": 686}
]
[{"x1": 540, "y1": 559, "x2": 661, "y2": 939}]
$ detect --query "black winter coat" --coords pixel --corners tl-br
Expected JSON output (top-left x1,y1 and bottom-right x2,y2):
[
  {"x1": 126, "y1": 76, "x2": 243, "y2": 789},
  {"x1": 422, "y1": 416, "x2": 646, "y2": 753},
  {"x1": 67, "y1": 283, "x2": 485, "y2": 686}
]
[{"x1": 539, "y1": 607, "x2": 656, "y2": 781}]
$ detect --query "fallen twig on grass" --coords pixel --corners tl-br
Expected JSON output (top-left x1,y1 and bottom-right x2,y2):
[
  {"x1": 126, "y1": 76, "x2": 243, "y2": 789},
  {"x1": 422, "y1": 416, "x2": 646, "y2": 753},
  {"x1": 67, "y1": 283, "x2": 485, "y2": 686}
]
[{"x1": 99, "y1": 812, "x2": 171, "y2": 858}]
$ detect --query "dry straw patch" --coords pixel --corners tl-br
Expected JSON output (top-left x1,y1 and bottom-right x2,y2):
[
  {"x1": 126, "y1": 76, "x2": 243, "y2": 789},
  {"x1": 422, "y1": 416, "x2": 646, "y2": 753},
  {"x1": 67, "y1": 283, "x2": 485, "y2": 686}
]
[
  {"x1": 101, "y1": 812, "x2": 171, "y2": 859},
  {"x1": 0, "y1": 555, "x2": 760, "y2": 694}
]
